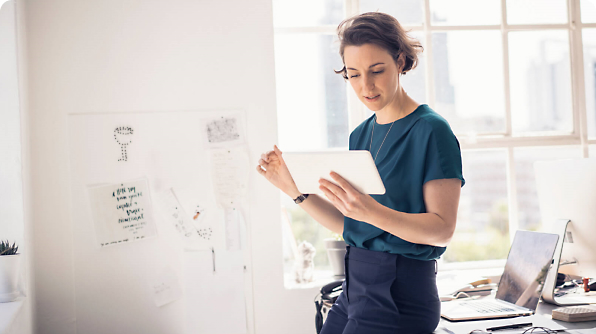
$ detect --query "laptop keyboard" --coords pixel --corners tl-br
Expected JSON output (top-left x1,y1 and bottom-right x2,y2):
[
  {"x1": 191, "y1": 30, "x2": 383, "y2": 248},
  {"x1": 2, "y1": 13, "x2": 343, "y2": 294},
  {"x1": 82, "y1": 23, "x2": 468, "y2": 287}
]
[{"x1": 460, "y1": 300, "x2": 517, "y2": 314}]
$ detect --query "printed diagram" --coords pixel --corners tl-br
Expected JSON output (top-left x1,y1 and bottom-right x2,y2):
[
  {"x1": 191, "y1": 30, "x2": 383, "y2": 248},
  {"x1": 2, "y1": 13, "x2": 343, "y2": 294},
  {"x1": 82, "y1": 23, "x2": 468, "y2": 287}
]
[
  {"x1": 114, "y1": 126, "x2": 134, "y2": 161},
  {"x1": 206, "y1": 117, "x2": 240, "y2": 143}
]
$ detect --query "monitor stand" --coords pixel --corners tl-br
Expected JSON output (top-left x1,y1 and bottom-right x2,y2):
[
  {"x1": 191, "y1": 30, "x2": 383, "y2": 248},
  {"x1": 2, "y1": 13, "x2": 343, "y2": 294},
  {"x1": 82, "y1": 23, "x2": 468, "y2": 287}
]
[{"x1": 542, "y1": 219, "x2": 596, "y2": 306}]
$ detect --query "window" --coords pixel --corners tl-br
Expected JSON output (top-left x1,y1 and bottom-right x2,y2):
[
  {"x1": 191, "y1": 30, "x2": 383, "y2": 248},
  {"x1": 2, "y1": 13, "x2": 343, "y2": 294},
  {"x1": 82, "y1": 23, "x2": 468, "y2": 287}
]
[{"x1": 273, "y1": 0, "x2": 596, "y2": 284}]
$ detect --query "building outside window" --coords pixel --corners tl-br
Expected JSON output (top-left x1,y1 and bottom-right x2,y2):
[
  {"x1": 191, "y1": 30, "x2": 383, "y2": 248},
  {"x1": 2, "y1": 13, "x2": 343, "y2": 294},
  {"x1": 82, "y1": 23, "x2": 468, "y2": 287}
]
[{"x1": 272, "y1": 0, "x2": 596, "y2": 287}]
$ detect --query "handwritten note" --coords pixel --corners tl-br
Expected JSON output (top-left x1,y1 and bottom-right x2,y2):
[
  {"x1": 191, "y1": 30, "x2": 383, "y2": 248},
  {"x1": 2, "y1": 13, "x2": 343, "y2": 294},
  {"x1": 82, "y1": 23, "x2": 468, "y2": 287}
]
[
  {"x1": 209, "y1": 147, "x2": 249, "y2": 208},
  {"x1": 87, "y1": 179, "x2": 157, "y2": 247},
  {"x1": 149, "y1": 266, "x2": 182, "y2": 308}
]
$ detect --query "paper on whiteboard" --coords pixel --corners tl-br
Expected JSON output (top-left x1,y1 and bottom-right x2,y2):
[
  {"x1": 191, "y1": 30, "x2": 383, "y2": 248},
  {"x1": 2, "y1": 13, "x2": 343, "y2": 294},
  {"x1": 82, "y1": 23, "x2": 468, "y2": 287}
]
[
  {"x1": 183, "y1": 251, "x2": 247, "y2": 334},
  {"x1": 209, "y1": 147, "x2": 249, "y2": 208},
  {"x1": 177, "y1": 195, "x2": 215, "y2": 244},
  {"x1": 87, "y1": 179, "x2": 157, "y2": 247},
  {"x1": 156, "y1": 188, "x2": 216, "y2": 250},
  {"x1": 150, "y1": 266, "x2": 183, "y2": 308},
  {"x1": 201, "y1": 113, "x2": 245, "y2": 148},
  {"x1": 155, "y1": 189, "x2": 208, "y2": 248},
  {"x1": 224, "y1": 207, "x2": 244, "y2": 251}
]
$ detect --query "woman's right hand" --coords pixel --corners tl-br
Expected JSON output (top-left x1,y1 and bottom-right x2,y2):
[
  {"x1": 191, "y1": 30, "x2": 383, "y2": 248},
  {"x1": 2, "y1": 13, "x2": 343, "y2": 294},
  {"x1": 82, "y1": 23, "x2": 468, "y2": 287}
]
[{"x1": 256, "y1": 145, "x2": 300, "y2": 197}]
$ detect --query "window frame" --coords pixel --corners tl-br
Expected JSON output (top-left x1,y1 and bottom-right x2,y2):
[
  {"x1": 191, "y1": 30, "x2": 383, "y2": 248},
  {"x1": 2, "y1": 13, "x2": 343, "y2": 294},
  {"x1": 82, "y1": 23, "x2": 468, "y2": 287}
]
[{"x1": 273, "y1": 0, "x2": 596, "y2": 271}]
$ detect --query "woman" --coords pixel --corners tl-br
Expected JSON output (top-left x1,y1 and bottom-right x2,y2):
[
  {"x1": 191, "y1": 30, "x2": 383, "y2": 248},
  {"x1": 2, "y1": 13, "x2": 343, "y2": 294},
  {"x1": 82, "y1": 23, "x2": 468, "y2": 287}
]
[{"x1": 257, "y1": 12, "x2": 465, "y2": 334}]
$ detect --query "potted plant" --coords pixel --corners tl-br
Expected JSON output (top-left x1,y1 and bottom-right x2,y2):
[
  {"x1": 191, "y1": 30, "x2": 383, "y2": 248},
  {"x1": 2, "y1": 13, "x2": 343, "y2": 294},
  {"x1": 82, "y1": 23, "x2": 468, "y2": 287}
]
[
  {"x1": 0, "y1": 240, "x2": 20, "y2": 302},
  {"x1": 325, "y1": 233, "x2": 347, "y2": 278}
]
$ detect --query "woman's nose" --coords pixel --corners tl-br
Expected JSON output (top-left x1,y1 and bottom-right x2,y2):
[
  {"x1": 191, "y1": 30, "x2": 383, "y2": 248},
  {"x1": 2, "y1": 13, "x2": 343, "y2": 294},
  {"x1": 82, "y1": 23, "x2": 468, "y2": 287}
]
[{"x1": 363, "y1": 75, "x2": 375, "y2": 91}]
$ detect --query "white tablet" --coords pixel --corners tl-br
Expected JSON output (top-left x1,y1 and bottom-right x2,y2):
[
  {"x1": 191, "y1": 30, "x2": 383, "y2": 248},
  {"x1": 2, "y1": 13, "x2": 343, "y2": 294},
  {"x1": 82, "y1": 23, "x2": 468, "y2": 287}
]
[{"x1": 283, "y1": 150, "x2": 386, "y2": 195}]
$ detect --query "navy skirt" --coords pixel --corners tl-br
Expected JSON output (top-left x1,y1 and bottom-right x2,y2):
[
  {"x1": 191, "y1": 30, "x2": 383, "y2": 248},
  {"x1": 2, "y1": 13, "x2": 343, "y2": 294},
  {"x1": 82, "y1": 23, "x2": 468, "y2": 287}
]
[{"x1": 320, "y1": 246, "x2": 441, "y2": 334}]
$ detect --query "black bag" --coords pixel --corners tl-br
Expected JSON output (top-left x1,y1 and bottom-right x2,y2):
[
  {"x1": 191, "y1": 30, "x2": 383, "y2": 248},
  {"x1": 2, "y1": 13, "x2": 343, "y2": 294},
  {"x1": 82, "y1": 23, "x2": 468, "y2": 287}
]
[{"x1": 315, "y1": 280, "x2": 344, "y2": 333}]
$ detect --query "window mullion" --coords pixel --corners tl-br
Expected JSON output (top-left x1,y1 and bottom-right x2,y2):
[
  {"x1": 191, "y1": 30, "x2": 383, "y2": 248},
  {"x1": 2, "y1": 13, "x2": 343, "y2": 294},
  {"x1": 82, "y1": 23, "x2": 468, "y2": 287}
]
[
  {"x1": 501, "y1": 0, "x2": 513, "y2": 138},
  {"x1": 569, "y1": 0, "x2": 590, "y2": 157},
  {"x1": 506, "y1": 147, "x2": 519, "y2": 244},
  {"x1": 345, "y1": 0, "x2": 367, "y2": 132},
  {"x1": 346, "y1": 0, "x2": 359, "y2": 17},
  {"x1": 424, "y1": 0, "x2": 435, "y2": 108}
]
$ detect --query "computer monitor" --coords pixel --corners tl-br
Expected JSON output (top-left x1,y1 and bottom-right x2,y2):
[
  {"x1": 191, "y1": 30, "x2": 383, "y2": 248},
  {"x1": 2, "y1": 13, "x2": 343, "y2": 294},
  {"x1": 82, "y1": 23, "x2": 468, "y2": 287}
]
[
  {"x1": 534, "y1": 158, "x2": 596, "y2": 278},
  {"x1": 534, "y1": 158, "x2": 596, "y2": 305}
]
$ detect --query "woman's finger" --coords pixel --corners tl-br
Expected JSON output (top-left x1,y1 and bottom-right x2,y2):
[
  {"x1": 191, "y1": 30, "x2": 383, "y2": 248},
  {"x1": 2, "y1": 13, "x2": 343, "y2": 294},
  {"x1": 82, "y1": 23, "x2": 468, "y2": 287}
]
[
  {"x1": 319, "y1": 178, "x2": 348, "y2": 201},
  {"x1": 256, "y1": 165, "x2": 266, "y2": 175},
  {"x1": 273, "y1": 145, "x2": 282, "y2": 155},
  {"x1": 319, "y1": 185, "x2": 347, "y2": 215},
  {"x1": 273, "y1": 145, "x2": 285, "y2": 163},
  {"x1": 261, "y1": 152, "x2": 270, "y2": 163},
  {"x1": 329, "y1": 172, "x2": 358, "y2": 195},
  {"x1": 258, "y1": 158, "x2": 269, "y2": 169}
]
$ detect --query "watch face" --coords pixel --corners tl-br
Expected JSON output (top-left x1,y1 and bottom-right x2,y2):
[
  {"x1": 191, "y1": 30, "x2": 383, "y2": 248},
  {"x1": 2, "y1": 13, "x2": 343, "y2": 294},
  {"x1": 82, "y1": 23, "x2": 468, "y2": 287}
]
[{"x1": 294, "y1": 194, "x2": 308, "y2": 204}]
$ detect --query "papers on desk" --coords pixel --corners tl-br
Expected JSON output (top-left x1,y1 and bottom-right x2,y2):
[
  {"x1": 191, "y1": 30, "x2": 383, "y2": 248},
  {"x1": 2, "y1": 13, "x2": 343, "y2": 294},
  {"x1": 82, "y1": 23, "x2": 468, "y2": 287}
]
[
  {"x1": 437, "y1": 308, "x2": 568, "y2": 333},
  {"x1": 437, "y1": 272, "x2": 496, "y2": 301}
]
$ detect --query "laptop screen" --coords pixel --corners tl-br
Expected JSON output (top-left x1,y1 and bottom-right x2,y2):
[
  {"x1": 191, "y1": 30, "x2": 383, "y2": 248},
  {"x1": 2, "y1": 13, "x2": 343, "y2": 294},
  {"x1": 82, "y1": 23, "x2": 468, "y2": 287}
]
[{"x1": 495, "y1": 230, "x2": 559, "y2": 310}]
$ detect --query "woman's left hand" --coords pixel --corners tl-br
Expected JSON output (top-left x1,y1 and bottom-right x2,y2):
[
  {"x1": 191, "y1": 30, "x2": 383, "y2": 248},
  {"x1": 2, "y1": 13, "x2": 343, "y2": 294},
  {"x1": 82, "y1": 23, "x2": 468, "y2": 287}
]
[{"x1": 319, "y1": 172, "x2": 379, "y2": 222}]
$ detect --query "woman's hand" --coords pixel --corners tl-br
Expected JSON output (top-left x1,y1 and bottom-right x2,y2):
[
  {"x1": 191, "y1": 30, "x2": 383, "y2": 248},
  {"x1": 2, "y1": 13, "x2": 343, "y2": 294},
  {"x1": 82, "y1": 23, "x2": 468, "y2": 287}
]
[
  {"x1": 318, "y1": 172, "x2": 379, "y2": 222},
  {"x1": 256, "y1": 145, "x2": 300, "y2": 197}
]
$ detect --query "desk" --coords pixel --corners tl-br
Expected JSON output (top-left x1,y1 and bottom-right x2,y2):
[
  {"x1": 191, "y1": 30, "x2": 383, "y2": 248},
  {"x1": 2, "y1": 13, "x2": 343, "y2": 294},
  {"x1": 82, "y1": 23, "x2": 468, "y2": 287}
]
[{"x1": 437, "y1": 301, "x2": 596, "y2": 334}]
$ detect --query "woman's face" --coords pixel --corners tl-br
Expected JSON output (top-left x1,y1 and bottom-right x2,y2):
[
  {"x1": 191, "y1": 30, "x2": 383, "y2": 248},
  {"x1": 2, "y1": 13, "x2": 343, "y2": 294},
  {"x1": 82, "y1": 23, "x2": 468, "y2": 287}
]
[{"x1": 343, "y1": 43, "x2": 403, "y2": 113}]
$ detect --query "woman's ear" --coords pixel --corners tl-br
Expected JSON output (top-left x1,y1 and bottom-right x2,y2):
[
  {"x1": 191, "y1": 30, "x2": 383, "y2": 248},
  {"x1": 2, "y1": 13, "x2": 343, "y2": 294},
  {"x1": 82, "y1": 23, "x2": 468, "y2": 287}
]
[{"x1": 396, "y1": 53, "x2": 405, "y2": 73}]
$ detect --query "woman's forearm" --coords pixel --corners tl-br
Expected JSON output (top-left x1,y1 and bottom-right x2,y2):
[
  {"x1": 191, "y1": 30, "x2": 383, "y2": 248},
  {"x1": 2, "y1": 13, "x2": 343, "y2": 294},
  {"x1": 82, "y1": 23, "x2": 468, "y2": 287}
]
[
  {"x1": 367, "y1": 203, "x2": 455, "y2": 247},
  {"x1": 288, "y1": 191, "x2": 345, "y2": 235}
]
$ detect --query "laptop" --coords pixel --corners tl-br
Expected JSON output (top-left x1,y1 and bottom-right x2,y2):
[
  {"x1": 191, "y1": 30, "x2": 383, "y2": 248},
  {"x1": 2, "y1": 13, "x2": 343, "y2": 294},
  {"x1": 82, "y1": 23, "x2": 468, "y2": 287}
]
[{"x1": 441, "y1": 230, "x2": 559, "y2": 321}]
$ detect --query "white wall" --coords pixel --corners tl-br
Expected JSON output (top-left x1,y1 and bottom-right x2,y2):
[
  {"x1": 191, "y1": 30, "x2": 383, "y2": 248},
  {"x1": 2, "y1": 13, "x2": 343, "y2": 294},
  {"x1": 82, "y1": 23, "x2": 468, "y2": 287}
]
[
  {"x1": 1, "y1": 1, "x2": 32, "y2": 333},
  {"x1": 21, "y1": 0, "x2": 320, "y2": 333},
  {"x1": 1, "y1": 1, "x2": 23, "y2": 244}
]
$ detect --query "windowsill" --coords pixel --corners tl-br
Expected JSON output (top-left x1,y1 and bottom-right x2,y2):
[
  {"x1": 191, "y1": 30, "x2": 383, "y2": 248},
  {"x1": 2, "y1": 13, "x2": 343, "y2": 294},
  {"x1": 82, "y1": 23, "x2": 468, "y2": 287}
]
[
  {"x1": 284, "y1": 269, "x2": 344, "y2": 290},
  {"x1": 0, "y1": 298, "x2": 24, "y2": 334}
]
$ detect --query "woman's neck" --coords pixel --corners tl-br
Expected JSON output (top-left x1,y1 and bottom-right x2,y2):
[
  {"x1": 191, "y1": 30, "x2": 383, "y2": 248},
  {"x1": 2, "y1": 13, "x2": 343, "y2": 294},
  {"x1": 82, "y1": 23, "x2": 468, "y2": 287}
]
[{"x1": 375, "y1": 88, "x2": 419, "y2": 124}]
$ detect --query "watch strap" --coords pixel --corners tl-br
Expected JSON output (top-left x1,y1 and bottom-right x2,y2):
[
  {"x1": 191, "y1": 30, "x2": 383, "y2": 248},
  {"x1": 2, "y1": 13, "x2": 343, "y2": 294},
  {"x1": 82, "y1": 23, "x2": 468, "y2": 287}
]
[{"x1": 293, "y1": 193, "x2": 309, "y2": 204}]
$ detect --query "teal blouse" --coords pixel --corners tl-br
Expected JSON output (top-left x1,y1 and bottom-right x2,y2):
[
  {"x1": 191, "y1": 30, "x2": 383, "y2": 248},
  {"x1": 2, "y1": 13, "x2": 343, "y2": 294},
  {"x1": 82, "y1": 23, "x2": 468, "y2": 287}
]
[{"x1": 343, "y1": 104, "x2": 465, "y2": 261}]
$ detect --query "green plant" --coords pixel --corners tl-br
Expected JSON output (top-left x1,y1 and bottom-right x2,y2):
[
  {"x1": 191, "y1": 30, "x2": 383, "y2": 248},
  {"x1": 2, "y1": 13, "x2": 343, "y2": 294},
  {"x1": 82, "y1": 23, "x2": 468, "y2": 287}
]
[
  {"x1": 331, "y1": 233, "x2": 344, "y2": 241},
  {"x1": 0, "y1": 240, "x2": 18, "y2": 255}
]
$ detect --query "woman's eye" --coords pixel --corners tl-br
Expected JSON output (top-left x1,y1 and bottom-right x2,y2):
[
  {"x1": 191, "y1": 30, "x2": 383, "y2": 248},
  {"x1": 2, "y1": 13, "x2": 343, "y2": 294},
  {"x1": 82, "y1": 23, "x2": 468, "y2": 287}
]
[
  {"x1": 373, "y1": 70, "x2": 384, "y2": 74},
  {"x1": 349, "y1": 74, "x2": 360, "y2": 78}
]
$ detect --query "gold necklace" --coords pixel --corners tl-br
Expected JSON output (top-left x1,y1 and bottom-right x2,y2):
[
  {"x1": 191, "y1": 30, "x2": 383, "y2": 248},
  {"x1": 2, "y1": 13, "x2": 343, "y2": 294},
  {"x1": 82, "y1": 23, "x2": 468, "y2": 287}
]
[{"x1": 369, "y1": 115, "x2": 396, "y2": 163}]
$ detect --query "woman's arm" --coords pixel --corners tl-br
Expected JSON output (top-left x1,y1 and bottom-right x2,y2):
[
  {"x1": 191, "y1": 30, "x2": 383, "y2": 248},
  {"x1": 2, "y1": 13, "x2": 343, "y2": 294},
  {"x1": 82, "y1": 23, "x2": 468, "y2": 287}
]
[
  {"x1": 319, "y1": 173, "x2": 461, "y2": 247},
  {"x1": 289, "y1": 193, "x2": 345, "y2": 235},
  {"x1": 257, "y1": 146, "x2": 345, "y2": 235}
]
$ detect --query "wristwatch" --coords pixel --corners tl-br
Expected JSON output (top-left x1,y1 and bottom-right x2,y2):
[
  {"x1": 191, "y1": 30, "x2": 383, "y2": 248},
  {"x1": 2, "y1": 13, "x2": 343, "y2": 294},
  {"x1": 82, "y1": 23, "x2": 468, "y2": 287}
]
[{"x1": 293, "y1": 194, "x2": 309, "y2": 204}]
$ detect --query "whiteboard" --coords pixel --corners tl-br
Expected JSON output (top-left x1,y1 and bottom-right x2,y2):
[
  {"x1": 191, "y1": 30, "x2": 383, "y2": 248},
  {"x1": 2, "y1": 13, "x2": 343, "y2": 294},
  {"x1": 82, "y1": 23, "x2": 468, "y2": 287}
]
[{"x1": 68, "y1": 110, "x2": 249, "y2": 334}]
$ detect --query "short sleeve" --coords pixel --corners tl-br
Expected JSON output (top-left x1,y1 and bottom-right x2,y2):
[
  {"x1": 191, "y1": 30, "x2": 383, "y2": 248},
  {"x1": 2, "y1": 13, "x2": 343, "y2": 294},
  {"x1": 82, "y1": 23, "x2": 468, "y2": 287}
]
[{"x1": 422, "y1": 122, "x2": 465, "y2": 187}]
